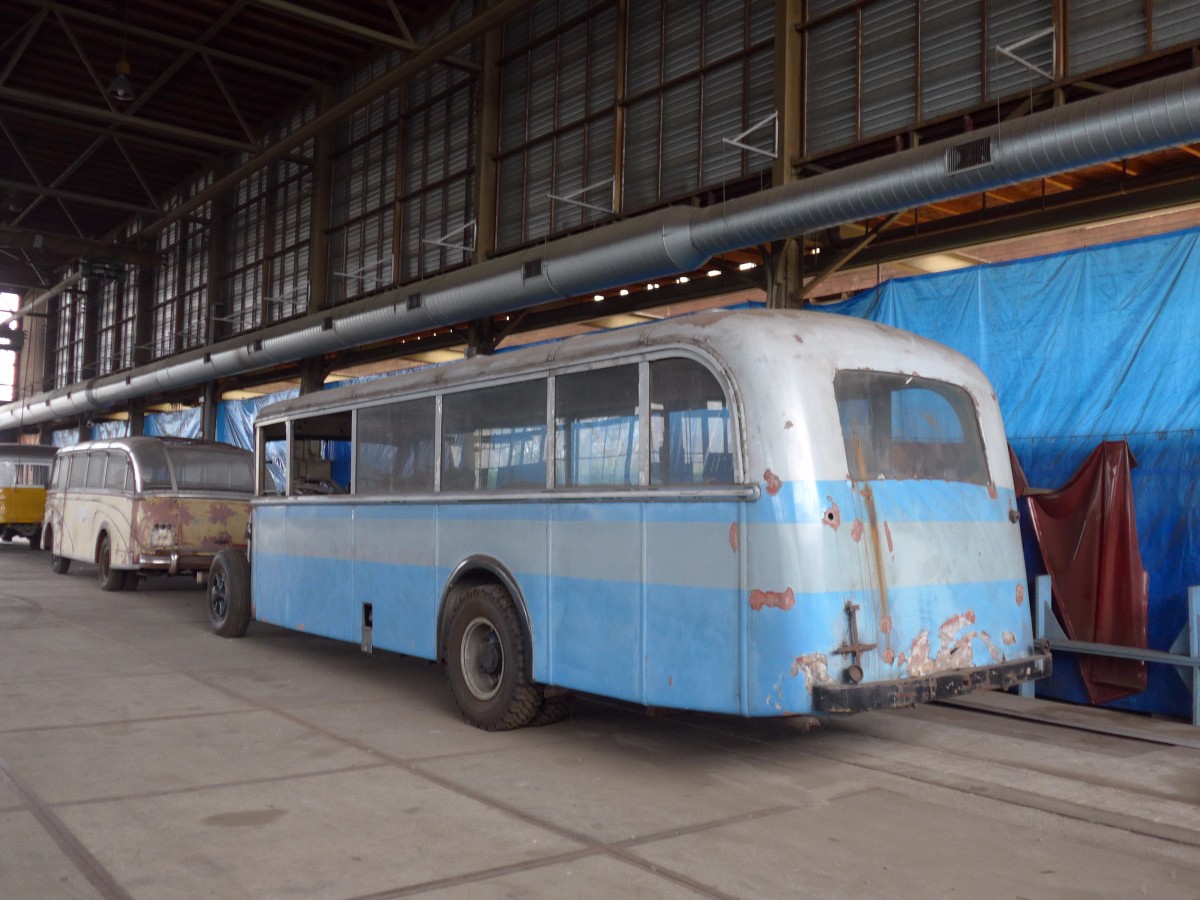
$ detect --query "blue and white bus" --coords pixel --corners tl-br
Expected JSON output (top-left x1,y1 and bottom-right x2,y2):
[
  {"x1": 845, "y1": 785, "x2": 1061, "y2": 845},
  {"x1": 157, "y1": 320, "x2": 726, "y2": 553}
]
[{"x1": 207, "y1": 309, "x2": 1050, "y2": 729}]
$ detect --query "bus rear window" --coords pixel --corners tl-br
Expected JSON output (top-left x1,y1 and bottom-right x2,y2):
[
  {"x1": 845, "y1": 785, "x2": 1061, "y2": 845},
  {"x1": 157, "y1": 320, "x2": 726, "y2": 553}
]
[
  {"x1": 834, "y1": 371, "x2": 989, "y2": 485},
  {"x1": 165, "y1": 447, "x2": 254, "y2": 491}
]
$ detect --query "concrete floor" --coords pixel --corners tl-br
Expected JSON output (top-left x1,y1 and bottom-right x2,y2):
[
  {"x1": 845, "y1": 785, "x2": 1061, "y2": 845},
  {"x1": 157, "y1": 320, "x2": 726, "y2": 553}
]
[{"x1": 2, "y1": 541, "x2": 1199, "y2": 899}]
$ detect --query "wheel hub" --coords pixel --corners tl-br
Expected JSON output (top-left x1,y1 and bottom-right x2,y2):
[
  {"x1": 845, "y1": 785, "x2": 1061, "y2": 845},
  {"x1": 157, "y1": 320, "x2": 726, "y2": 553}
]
[{"x1": 460, "y1": 617, "x2": 504, "y2": 701}]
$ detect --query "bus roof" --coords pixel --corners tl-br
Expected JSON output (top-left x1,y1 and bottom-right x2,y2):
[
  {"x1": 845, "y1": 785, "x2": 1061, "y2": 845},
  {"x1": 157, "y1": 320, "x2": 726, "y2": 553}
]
[
  {"x1": 256, "y1": 308, "x2": 985, "y2": 424},
  {"x1": 54, "y1": 436, "x2": 251, "y2": 461}
]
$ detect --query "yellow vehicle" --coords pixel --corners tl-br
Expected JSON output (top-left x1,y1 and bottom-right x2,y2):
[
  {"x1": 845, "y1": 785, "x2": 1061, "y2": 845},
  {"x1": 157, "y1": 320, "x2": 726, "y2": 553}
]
[{"x1": 0, "y1": 443, "x2": 58, "y2": 550}]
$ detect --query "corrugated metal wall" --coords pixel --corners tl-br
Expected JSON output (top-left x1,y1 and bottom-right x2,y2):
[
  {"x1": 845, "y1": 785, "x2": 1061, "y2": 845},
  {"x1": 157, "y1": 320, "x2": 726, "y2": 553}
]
[{"x1": 400, "y1": 1, "x2": 481, "y2": 282}]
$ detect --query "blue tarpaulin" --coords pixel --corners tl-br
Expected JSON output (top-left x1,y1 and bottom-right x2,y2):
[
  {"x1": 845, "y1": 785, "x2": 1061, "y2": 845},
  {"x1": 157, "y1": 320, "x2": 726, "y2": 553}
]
[{"x1": 824, "y1": 226, "x2": 1200, "y2": 717}]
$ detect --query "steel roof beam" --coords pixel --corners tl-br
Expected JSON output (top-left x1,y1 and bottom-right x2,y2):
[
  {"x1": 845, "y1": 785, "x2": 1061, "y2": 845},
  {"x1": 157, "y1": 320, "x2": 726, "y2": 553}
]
[
  {"x1": 15, "y1": 0, "x2": 323, "y2": 87},
  {"x1": 0, "y1": 88, "x2": 258, "y2": 153},
  {"x1": 246, "y1": 0, "x2": 480, "y2": 73}
]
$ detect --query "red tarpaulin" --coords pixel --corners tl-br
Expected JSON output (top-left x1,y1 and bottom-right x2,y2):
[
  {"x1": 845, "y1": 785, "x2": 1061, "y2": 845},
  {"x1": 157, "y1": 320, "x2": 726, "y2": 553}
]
[{"x1": 1018, "y1": 441, "x2": 1149, "y2": 704}]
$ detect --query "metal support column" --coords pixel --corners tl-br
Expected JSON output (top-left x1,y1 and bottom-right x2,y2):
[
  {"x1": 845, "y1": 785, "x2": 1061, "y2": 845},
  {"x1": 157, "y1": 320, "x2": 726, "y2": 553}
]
[
  {"x1": 768, "y1": 0, "x2": 805, "y2": 309},
  {"x1": 307, "y1": 86, "x2": 336, "y2": 313}
]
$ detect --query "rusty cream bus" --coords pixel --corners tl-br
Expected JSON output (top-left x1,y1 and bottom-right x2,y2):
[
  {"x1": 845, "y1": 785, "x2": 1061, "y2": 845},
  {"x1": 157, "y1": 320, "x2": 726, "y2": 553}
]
[
  {"x1": 207, "y1": 309, "x2": 1049, "y2": 729},
  {"x1": 44, "y1": 437, "x2": 253, "y2": 591}
]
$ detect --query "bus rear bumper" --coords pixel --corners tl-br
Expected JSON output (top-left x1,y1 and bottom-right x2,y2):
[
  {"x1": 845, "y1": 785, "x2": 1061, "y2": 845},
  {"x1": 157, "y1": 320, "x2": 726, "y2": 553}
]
[{"x1": 812, "y1": 643, "x2": 1052, "y2": 714}]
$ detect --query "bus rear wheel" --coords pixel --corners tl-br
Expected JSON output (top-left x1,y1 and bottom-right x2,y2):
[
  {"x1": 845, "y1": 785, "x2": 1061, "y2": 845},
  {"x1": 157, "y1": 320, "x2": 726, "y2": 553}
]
[
  {"x1": 209, "y1": 549, "x2": 251, "y2": 638},
  {"x1": 97, "y1": 535, "x2": 125, "y2": 592},
  {"x1": 445, "y1": 584, "x2": 541, "y2": 731}
]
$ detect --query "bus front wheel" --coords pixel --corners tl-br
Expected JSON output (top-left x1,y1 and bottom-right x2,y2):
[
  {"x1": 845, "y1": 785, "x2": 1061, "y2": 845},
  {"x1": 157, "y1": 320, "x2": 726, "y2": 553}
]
[
  {"x1": 209, "y1": 550, "x2": 252, "y2": 638},
  {"x1": 47, "y1": 530, "x2": 69, "y2": 574},
  {"x1": 445, "y1": 585, "x2": 541, "y2": 731}
]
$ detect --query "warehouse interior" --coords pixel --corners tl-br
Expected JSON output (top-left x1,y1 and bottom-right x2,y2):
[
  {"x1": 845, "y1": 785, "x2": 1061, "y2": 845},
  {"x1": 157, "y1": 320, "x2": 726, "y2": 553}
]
[{"x1": 3, "y1": 1, "x2": 1200, "y2": 722}]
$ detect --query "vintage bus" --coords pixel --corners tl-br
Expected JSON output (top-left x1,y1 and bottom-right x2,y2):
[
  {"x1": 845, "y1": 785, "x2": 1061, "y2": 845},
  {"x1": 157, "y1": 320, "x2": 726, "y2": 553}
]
[
  {"x1": 44, "y1": 437, "x2": 253, "y2": 591},
  {"x1": 207, "y1": 309, "x2": 1050, "y2": 729},
  {"x1": 0, "y1": 443, "x2": 58, "y2": 549}
]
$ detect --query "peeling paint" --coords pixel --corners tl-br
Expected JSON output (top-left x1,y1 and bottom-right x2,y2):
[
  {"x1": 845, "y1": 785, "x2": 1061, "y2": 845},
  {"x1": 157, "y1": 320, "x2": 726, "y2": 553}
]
[
  {"x1": 749, "y1": 587, "x2": 795, "y2": 611},
  {"x1": 980, "y1": 631, "x2": 1005, "y2": 663},
  {"x1": 938, "y1": 610, "x2": 976, "y2": 645},
  {"x1": 763, "y1": 469, "x2": 782, "y2": 496},
  {"x1": 884, "y1": 521, "x2": 893, "y2": 553},
  {"x1": 790, "y1": 653, "x2": 830, "y2": 692},
  {"x1": 879, "y1": 616, "x2": 892, "y2": 634},
  {"x1": 728, "y1": 522, "x2": 739, "y2": 553},
  {"x1": 850, "y1": 518, "x2": 864, "y2": 543},
  {"x1": 1001, "y1": 631, "x2": 1017, "y2": 646},
  {"x1": 906, "y1": 610, "x2": 986, "y2": 677},
  {"x1": 822, "y1": 496, "x2": 841, "y2": 531},
  {"x1": 882, "y1": 648, "x2": 895, "y2": 665},
  {"x1": 1016, "y1": 583, "x2": 1025, "y2": 606},
  {"x1": 987, "y1": 481, "x2": 999, "y2": 500}
]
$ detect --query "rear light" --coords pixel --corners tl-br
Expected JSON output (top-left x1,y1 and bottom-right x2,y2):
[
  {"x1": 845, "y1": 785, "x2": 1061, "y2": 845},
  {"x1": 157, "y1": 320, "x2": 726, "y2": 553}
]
[{"x1": 150, "y1": 523, "x2": 177, "y2": 548}]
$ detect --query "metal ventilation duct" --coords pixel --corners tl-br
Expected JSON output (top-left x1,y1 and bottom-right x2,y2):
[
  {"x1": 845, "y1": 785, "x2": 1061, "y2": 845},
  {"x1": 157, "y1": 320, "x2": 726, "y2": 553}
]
[{"x1": 4, "y1": 69, "x2": 1200, "y2": 432}]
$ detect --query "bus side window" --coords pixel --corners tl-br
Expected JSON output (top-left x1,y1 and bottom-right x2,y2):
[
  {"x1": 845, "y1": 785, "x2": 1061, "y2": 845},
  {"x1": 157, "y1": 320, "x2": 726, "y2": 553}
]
[
  {"x1": 649, "y1": 358, "x2": 733, "y2": 486},
  {"x1": 67, "y1": 454, "x2": 88, "y2": 489},
  {"x1": 290, "y1": 411, "x2": 352, "y2": 495},
  {"x1": 356, "y1": 397, "x2": 435, "y2": 495},
  {"x1": 104, "y1": 452, "x2": 131, "y2": 492},
  {"x1": 442, "y1": 380, "x2": 547, "y2": 491},
  {"x1": 84, "y1": 452, "x2": 107, "y2": 489},
  {"x1": 51, "y1": 456, "x2": 68, "y2": 490},
  {"x1": 554, "y1": 365, "x2": 640, "y2": 487}
]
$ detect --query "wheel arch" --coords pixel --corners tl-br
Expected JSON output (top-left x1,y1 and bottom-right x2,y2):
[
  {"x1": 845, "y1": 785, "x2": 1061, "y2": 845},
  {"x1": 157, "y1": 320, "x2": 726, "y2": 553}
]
[{"x1": 438, "y1": 555, "x2": 534, "y2": 673}]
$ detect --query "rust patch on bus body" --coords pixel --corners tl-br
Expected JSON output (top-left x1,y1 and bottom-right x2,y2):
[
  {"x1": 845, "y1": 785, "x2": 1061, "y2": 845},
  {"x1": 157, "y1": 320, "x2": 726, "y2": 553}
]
[
  {"x1": 1016, "y1": 583, "x2": 1026, "y2": 606},
  {"x1": 882, "y1": 648, "x2": 895, "y2": 665},
  {"x1": 884, "y1": 521, "x2": 894, "y2": 553},
  {"x1": 822, "y1": 497, "x2": 841, "y2": 531},
  {"x1": 1001, "y1": 631, "x2": 1017, "y2": 646},
  {"x1": 207, "y1": 502, "x2": 240, "y2": 526},
  {"x1": 790, "y1": 653, "x2": 829, "y2": 692},
  {"x1": 987, "y1": 481, "x2": 999, "y2": 500},
  {"x1": 728, "y1": 522, "x2": 739, "y2": 553},
  {"x1": 784, "y1": 420, "x2": 794, "y2": 429},
  {"x1": 749, "y1": 587, "x2": 795, "y2": 611},
  {"x1": 907, "y1": 610, "x2": 982, "y2": 677},
  {"x1": 850, "y1": 518, "x2": 864, "y2": 542},
  {"x1": 763, "y1": 469, "x2": 782, "y2": 496}
]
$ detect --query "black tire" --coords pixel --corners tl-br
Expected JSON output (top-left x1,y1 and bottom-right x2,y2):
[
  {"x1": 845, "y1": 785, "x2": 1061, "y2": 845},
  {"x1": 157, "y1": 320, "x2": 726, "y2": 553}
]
[
  {"x1": 97, "y1": 534, "x2": 125, "y2": 591},
  {"x1": 122, "y1": 571, "x2": 139, "y2": 591},
  {"x1": 208, "y1": 549, "x2": 252, "y2": 637},
  {"x1": 48, "y1": 531, "x2": 69, "y2": 574},
  {"x1": 28, "y1": 525, "x2": 41, "y2": 551},
  {"x1": 444, "y1": 584, "x2": 542, "y2": 731},
  {"x1": 1, "y1": 527, "x2": 12, "y2": 542},
  {"x1": 528, "y1": 690, "x2": 573, "y2": 727}
]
